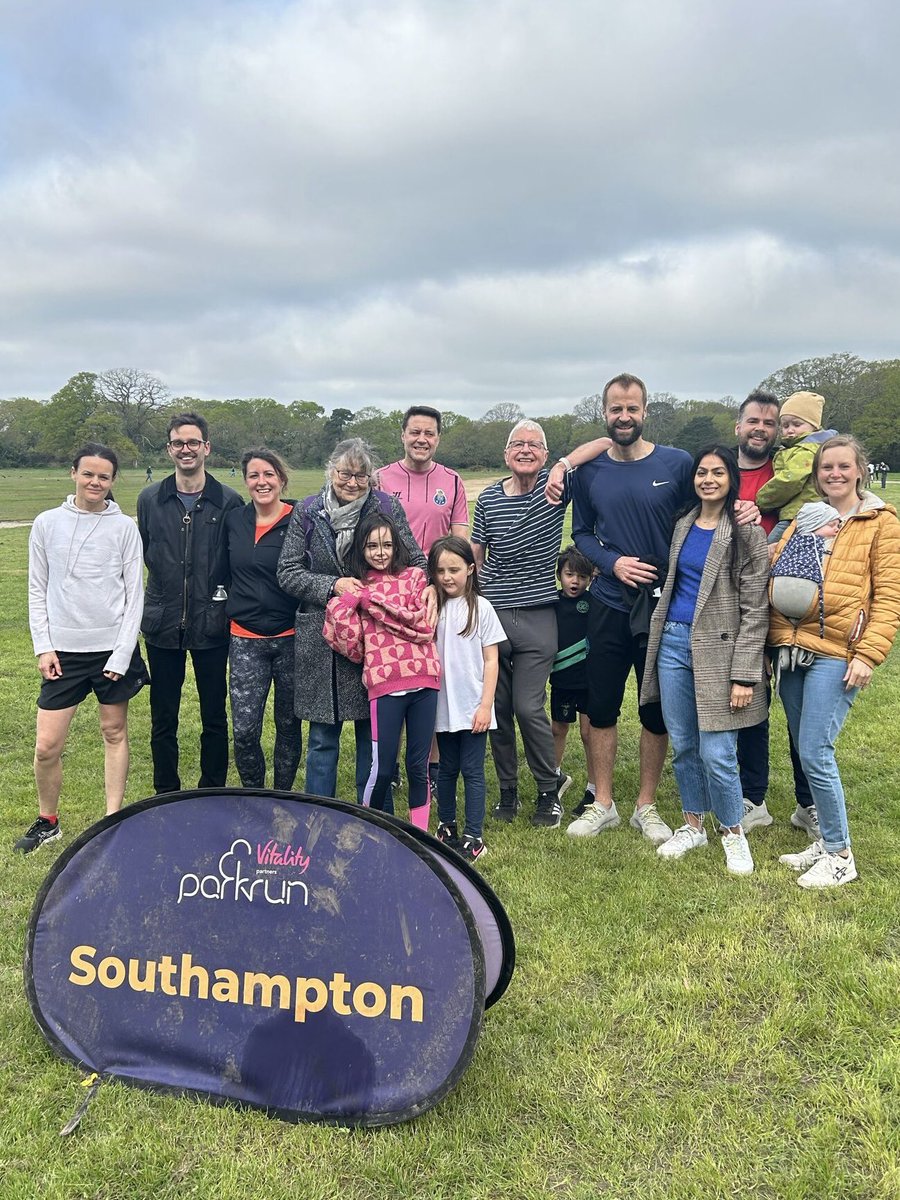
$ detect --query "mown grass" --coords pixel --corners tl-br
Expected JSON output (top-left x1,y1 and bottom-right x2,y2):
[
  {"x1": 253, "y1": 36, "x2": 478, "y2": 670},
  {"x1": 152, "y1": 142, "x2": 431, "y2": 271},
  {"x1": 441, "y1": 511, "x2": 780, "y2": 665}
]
[{"x1": 2, "y1": 473, "x2": 900, "y2": 1199}]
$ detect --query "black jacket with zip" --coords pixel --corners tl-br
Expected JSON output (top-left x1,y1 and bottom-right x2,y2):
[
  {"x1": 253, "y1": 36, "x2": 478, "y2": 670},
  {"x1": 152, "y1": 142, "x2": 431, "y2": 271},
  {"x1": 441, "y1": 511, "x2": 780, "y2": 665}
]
[
  {"x1": 137, "y1": 472, "x2": 242, "y2": 649},
  {"x1": 224, "y1": 500, "x2": 298, "y2": 636}
]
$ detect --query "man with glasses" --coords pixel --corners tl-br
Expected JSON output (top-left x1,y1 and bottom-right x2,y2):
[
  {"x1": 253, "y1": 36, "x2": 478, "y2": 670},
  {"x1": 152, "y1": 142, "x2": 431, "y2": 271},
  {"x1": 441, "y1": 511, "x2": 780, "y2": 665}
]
[
  {"x1": 137, "y1": 412, "x2": 242, "y2": 793},
  {"x1": 472, "y1": 419, "x2": 609, "y2": 829}
]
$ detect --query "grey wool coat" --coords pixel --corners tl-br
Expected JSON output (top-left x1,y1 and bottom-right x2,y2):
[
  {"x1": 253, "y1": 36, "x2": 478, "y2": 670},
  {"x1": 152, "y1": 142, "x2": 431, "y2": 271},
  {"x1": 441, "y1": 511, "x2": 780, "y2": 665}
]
[
  {"x1": 640, "y1": 508, "x2": 770, "y2": 731},
  {"x1": 275, "y1": 489, "x2": 427, "y2": 724}
]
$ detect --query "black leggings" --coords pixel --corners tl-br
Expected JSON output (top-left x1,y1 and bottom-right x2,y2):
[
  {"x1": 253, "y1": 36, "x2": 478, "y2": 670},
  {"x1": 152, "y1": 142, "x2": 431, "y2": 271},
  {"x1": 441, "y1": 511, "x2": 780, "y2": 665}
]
[
  {"x1": 365, "y1": 688, "x2": 438, "y2": 813},
  {"x1": 229, "y1": 635, "x2": 302, "y2": 790}
]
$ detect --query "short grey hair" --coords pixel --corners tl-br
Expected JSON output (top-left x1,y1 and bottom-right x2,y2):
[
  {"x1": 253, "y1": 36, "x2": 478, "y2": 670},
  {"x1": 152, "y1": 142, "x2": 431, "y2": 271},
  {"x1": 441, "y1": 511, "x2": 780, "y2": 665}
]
[
  {"x1": 325, "y1": 437, "x2": 379, "y2": 482},
  {"x1": 505, "y1": 419, "x2": 547, "y2": 450}
]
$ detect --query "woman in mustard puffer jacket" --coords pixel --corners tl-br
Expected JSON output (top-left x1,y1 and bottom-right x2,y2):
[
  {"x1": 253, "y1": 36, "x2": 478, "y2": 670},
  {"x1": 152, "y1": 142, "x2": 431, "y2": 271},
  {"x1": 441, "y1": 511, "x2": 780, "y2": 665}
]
[{"x1": 768, "y1": 435, "x2": 900, "y2": 889}]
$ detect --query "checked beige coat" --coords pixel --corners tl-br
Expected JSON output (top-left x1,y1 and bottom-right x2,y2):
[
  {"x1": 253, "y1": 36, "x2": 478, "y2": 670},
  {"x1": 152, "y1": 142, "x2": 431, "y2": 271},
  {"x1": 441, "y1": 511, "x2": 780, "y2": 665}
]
[{"x1": 640, "y1": 508, "x2": 769, "y2": 731}]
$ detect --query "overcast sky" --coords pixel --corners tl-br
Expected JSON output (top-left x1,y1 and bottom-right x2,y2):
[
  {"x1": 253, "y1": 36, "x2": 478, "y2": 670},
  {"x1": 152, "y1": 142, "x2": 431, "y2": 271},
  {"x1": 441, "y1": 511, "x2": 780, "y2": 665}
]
[{"x1": 1, "y1": 0, "x2": 898, "y2": 416}]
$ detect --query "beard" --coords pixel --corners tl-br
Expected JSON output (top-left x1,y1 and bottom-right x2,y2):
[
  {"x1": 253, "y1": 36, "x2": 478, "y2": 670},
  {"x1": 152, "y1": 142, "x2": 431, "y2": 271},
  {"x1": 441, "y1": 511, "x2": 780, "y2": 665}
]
[
  {"x1": 608, "y1": 419, "x2": 643, "y2": 447},
  {"x1": 738, "y1": 435, "x2": 774, "y2": 463}
]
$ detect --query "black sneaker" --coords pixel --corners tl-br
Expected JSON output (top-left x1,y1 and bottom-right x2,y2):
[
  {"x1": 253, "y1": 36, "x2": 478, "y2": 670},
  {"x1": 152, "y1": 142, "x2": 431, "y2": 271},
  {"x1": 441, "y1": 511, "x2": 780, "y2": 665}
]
[
  {"x1": 532, "y1": 791, "x2": 563, "y2": 828},
  {"x1": 429, "y1": 775, "x2": 438, "y2": 802},
  {"x1": 573, "y1": 789, "x2": 593, "y2": 818},
  {"x1": 391, "y1": 763, "x2": 403, "y2": 790},
  {"x1": 556, "y1": 772, "x2": 573, "y2": 803},
  {"x1": 460, "y1": 835, "x2": 486, "y2": 862},
  {"x1": 14, "y1": 816, "x2": 62, "y2": 855},
  {"x1": 436, "y1": 821, "x2": 460, "y2": 850},
  {"x1": 492, "y1": 787, "x2": 520, "y2": 822}
]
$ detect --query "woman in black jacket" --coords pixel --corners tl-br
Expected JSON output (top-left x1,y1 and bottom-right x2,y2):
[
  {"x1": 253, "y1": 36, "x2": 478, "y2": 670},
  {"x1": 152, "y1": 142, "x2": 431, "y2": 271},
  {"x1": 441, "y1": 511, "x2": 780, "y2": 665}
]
[{"x1": 224, "y1": 448, "x2": 301, "y2": 789}]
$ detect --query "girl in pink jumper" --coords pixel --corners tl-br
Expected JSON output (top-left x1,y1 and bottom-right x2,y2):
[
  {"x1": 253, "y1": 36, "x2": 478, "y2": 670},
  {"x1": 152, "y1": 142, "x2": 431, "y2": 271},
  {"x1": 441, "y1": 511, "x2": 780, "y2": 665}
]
[{"x1": 323, "y1": 513, "x2": 440, "y2": 826}]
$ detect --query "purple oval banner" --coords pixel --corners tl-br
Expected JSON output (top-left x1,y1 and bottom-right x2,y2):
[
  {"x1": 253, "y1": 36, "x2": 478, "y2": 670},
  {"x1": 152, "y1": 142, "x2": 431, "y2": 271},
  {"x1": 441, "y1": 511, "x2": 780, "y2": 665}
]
[{"x1": 26, "y1": 790, "x2": 486, "y2": 1126}]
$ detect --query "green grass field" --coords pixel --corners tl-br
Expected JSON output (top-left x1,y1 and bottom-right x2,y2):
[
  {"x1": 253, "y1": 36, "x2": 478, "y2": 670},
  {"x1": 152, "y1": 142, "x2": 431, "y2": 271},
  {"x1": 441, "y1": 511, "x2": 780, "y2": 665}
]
[{"x1": 2, "y1": 470, "x2": 900, "y2": 1199}]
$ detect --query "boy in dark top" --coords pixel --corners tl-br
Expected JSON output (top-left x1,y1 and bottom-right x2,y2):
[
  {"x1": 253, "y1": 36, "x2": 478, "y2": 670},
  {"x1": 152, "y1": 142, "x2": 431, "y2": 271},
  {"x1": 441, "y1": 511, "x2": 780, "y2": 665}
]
[{"x1": 550, "y1": 546, "x2": 595, "y2": 816}]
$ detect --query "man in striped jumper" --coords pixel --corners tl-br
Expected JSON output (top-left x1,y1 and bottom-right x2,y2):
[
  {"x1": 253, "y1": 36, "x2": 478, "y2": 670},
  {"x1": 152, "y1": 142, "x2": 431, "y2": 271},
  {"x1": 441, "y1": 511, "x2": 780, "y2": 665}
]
[{"x1": 472, "y1": 420, "x2": 609, "y2": 829}]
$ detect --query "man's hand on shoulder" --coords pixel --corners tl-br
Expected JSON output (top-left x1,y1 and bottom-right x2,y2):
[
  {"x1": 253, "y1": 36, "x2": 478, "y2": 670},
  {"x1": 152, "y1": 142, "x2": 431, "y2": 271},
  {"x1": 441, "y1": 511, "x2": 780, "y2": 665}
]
[
  {"x1": 734, "y1": 499, "x2": 761, "y2": 526},
  {"x1": 544, "y1": 462, "x2": 568, "y2": 505}
]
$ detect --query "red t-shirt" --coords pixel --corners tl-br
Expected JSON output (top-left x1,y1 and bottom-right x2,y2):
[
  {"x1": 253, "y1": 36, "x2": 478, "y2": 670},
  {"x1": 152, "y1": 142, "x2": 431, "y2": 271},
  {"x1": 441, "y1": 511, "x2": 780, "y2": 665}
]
[{"x1": 739, "y1": 460, "x2": 777, "y2": 536}]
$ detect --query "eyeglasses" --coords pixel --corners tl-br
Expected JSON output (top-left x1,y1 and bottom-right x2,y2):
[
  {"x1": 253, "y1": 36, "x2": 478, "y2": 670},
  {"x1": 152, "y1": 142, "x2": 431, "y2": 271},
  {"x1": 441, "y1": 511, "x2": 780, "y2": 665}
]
[
  {"x1": 507, "y1": 440, "x2": 546, "y2": 451},
  {"x1": 335, "y1": 469, "x2": 370, "y2": 483},
  {"x1": 168, "y1": 438, "x2": 205, "y2": 451}
]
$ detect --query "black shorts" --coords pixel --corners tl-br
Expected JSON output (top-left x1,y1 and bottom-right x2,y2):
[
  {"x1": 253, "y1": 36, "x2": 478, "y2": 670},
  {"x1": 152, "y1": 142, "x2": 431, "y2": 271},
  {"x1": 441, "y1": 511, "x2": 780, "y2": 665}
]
[
  {"x1": 585, "y1": 597, "x2": 666, "y2": 735},
  {"x1": 37, "y1": 647, "x2": 150, "y2": 711},
  {"x1": 550, "y1": 687, "x2": 589, "y2": 724}
]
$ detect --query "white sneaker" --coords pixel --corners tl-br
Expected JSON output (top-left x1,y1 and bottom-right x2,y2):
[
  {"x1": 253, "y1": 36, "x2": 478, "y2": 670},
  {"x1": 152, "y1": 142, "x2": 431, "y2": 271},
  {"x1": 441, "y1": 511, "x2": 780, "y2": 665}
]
[
  {"x1": 740, "y1": 799, "x2": 774, "y2": 832},
  {"x1": 657, "y1": 823, "x2": 708, "y2": 859},
  {"x1": 566, "y1": 801, "x2": 620, "y2": 838},
  {"x1": 721, "y1": 829, "x2": 754, "y2": 875},
  {"x1": 629, "y1": 803, "x2": 673, "y2": 846},
  {"x1": 779, "y1": 838, "x2": 827, "y2": 872},
  {"x1": 790, "y1": 804, "x2": 821, "y2": 840},
  {"x1": 797, "y1": 849, "x2": 858, "y2": 890}
]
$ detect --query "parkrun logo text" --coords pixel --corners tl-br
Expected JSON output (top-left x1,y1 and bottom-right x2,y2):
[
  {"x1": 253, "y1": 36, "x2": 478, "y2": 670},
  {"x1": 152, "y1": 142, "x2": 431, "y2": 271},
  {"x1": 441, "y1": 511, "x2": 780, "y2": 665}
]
[
  {"x1": 178, "y1": 839, "x2": 310, "y2": 906},
  {"x1": 68, "y1": 946, "x2": 424, "y2": 1025}
]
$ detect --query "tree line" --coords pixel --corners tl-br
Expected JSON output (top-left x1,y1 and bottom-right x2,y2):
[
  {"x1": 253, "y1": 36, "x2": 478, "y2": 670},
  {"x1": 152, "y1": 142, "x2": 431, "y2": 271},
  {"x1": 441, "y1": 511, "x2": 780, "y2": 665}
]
[{"x1": 2, "y1": 354, "x2": 898, "y2": 471}]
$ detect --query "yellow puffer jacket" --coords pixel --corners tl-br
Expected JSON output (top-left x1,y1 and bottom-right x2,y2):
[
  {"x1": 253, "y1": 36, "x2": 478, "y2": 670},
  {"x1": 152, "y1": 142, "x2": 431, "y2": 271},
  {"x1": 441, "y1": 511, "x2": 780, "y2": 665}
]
[{"x1": 768, "y1": 492, "x2": 900, "y2": 666}]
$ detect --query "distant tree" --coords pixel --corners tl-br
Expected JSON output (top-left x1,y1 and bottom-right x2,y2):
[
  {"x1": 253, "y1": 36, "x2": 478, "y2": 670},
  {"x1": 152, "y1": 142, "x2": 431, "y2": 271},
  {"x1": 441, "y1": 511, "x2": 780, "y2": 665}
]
[
  {"x1": 37, "y1": 372, "x2": 103, "y2": 459},
  {"x1": 854, "y1": 364, "x2": 900, "y2": 466},
  {"x1": 324, "y1": 407, "x2": 354, "y2": 445},
  {"x1": 96, "y1": 368, "x2": 169, "y2": 449},
  {"x1": 645, "y1": 393, "x2": 679, "y2": 445},
  {"x1": 757, "y1": 352, "x2": 866, "y2": 432},
  {"x1": 572, "y1": 394, "x2": 605, "y2": 425},
  {"x1": 480, "y1": 402, "x2": 525, "y2": 425},
  {"x1": 675, "y1": 415, "x2": 721, "y2": 456},
  {"x1": 0, "y1": 397, "x2": 45, "y2": 465}
]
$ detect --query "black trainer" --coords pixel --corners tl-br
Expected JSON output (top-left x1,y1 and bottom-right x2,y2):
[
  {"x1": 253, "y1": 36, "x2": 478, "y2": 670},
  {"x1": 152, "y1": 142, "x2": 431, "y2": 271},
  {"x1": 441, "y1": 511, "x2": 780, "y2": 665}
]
[
  {"x1": 14, "y1": 815, "x2": 62, "y2": 855},
  {"x1": 436, "y1": 821, "x2": 460, "y2": 850},
  {"x1": 532, "y1": 791, "x2": 563, "y2": 828},
  {"x1": 492, "y1": 787, "x2": 520, "y2": 822},
  {"x1": 460, "y1": 835, "x2": 486, "y2": 862},
  {"x1": 573, "y1": 789, "x2": 593, "y2": 818}
]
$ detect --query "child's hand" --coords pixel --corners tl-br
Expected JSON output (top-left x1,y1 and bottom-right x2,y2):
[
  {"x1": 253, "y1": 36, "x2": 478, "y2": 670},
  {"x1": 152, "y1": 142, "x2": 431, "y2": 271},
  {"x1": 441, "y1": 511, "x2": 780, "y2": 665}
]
[{"x1": 471, "y1": 703, "x2": 491, "y2": 733}]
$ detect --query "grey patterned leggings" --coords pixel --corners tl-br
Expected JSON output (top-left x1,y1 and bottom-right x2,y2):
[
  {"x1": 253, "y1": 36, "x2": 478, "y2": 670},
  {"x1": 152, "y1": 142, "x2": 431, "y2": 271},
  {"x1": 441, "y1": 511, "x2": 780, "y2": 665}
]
[{"x1": 229, "y1": 635, "x2": 302, "y2": 790}]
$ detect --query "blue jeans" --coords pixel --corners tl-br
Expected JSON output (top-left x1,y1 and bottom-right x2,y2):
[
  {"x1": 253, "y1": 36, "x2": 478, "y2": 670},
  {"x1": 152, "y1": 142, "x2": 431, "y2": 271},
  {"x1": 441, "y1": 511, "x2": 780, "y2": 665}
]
[
  {"x1": 657, "y1": 622, "x2": 743, "y2": 829},
  {"x1": 777, "y1": 656, "x2": 857, "y2": 853},
  {"x1": 436, "y1": 730, "x2": 489, "y2": 838},
  {"x1": 305, "y1": 719, "x2": 372, "y2": 805}
]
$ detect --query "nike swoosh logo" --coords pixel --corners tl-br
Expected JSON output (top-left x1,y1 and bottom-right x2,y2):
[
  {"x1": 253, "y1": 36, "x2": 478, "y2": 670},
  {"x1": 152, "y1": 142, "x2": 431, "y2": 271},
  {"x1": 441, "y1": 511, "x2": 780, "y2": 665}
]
[{"x1": 651, "y1": 480, "x2": 670, "y2": 487}]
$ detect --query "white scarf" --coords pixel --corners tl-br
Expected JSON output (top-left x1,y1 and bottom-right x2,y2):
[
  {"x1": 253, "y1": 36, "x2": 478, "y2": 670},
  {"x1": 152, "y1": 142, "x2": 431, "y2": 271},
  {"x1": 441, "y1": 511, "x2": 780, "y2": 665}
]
[{"x1": 323, "y1": 486, "x2": 369, "y2": 565}]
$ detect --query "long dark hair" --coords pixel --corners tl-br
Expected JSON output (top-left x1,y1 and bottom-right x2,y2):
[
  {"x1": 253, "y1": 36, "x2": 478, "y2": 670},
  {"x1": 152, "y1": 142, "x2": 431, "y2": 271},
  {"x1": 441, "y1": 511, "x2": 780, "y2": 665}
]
[
  {"x1": 428, "y1": 535, "x2": 481, "y2": 636},
  {"x1": 689, "y1": 444, "x2": 746, "y2": 585},
  {"x1": 346, "y1": 512, "x2": 412, "y2": 580}
]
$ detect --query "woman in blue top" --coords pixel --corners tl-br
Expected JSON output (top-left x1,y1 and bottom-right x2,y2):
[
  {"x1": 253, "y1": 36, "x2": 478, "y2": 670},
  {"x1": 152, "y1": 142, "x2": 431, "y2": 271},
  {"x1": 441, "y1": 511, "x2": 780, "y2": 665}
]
[{"x1": 641, "y1": 445, "x2": 769, "y2": 875}]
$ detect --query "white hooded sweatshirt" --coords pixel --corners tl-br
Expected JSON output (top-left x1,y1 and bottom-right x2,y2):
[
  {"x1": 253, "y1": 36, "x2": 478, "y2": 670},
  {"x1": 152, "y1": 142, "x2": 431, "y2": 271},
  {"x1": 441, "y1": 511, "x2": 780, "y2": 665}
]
[{"x1": 28, "y1": 496, "x2": 145, "y2": 677}]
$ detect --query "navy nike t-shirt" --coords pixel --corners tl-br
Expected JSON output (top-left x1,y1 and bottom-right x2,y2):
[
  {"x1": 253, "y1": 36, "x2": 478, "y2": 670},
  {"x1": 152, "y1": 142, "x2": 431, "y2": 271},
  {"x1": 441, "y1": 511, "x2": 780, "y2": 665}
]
[{"x1": 571, "y1": 445, "x2": 694, "y2": 611}]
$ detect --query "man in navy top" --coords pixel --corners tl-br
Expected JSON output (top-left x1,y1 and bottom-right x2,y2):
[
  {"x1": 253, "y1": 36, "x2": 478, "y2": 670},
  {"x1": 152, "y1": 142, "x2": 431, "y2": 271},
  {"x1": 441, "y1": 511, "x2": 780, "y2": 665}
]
[{"x1": 566, "y1": 374, "x2": 693, "y2": 844}]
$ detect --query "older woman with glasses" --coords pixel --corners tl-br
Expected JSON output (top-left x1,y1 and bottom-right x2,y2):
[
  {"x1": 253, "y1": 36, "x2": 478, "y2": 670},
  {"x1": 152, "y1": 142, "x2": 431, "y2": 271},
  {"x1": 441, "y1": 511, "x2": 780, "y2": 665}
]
[{"x1": 277, "y1": 438, "x2": 428, "y2": 803}]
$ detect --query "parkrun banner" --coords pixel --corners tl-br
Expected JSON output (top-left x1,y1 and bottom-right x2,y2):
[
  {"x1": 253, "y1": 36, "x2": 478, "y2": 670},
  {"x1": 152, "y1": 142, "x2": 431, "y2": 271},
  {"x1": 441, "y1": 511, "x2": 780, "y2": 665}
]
[{"x1": 25, "y1": 789, "x2": 515, "y2": 1127}]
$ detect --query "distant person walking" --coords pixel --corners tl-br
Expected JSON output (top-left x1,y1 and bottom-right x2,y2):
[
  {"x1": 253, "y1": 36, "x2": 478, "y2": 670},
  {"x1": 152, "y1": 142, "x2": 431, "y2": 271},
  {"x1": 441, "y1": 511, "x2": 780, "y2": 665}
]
[
  {"x1": 15, "y1": 443, "x2": 148, "y2": 854},
  {"x1": 145, "y1": 465, "x2": 153, "y2": 484}
]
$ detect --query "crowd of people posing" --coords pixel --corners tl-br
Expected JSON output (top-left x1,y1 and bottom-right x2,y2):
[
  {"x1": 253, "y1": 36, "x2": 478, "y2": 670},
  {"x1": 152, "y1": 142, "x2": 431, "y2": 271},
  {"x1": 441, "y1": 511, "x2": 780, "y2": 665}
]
[{"x1": 18, "y1": 379, "x2": 900, "y2": 889}]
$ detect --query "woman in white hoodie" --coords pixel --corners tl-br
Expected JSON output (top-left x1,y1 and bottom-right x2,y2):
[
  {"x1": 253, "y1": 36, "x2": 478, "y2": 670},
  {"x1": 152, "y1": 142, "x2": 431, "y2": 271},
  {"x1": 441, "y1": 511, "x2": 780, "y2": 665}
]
[{"x1": 15, "y1": 443, "x2": 148, "y2": 855}]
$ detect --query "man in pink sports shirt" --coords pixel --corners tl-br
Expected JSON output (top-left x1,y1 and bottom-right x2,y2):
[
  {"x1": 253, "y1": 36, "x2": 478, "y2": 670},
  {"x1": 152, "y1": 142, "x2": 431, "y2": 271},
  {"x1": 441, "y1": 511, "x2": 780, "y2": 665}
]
[{"x1": 378, "y1": 406, "x2": 469, "y2": 554}]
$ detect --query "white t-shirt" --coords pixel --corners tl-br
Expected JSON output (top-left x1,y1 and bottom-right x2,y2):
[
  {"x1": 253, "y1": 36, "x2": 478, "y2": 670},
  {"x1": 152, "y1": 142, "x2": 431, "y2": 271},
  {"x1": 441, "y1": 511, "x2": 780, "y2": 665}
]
[{"x1": 434, "y1": 596, "x2": 507, "y2": 732}]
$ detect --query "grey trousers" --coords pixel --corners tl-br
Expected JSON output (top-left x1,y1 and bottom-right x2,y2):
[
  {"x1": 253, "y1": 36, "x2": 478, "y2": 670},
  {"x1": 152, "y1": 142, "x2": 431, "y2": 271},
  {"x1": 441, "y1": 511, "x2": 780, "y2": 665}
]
[{"x1": 489, "y1": 604, "x2": 558, "y2": 794}]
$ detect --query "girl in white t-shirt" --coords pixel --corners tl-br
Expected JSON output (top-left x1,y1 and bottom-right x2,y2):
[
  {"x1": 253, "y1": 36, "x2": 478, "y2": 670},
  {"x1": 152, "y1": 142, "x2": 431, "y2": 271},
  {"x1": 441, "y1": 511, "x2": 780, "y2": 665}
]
[{"x1": 428, "y1": 536, "x2": 507, "y2": 862}]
